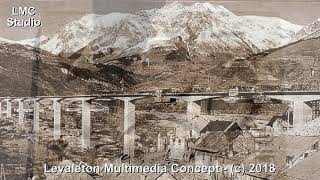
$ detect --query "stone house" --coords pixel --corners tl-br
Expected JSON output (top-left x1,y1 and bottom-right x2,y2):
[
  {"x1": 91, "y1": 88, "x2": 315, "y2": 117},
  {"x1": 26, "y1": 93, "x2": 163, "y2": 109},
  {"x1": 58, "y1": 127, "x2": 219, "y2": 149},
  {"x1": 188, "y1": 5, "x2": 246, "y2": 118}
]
[
  {"x1": 242, "y1": 135, "x2": 320, "y2": 180},
  {"x1": 193, "y1": 130, "x2": 241, "y2": 166}
]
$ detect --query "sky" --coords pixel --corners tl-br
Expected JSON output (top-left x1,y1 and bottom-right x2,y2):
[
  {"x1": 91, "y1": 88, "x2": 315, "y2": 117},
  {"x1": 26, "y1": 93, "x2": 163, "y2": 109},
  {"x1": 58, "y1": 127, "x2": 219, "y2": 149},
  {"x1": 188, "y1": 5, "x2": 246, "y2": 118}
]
[{"x1": 0, "y1": 0, "x2": 319, "y2": 40}]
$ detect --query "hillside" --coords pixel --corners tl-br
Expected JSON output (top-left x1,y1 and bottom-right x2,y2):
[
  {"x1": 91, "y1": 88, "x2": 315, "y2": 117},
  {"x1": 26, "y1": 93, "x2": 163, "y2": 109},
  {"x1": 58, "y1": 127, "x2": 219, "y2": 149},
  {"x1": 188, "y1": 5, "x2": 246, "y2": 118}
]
[
  {"x1": 294, "y1": 18, "x2": 320, "y2": 40},
  {"x1": 0, "y1": 43, "x2": 143, "y2": 97},
  {"x1": 2, "y1": 37, "x2": 318, "y2": 97},
  {"x1": 126, "y1": 37, "x2": 320, "y2": 92},
  {"x1": 254, "y1": 37, "x2": 320, "y2": 89},
  {"x1": 2, "y1": 3, "x2": 318, "y2": 95}
]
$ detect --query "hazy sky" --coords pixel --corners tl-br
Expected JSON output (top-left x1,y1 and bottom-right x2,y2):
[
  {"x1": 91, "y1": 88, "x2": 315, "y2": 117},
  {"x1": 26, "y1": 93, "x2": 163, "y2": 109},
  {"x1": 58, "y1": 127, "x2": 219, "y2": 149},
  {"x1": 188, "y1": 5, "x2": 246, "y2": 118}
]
[{"x1": 1, "y1": 0, "x2": 319, "y2": 40}]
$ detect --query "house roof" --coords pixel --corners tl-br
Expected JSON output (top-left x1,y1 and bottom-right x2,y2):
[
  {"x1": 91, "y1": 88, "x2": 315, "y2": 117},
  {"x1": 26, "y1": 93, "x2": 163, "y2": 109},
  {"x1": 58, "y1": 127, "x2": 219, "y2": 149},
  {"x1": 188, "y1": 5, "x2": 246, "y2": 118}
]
[
  {"x1": 270, "y1": 135, "x2": 319, "y2": 157},
  {"x1": 277, "y1": 150, "x2": 320, "y2": 180},
  {"x1": 244, "y1": 135, "x2": 319, "y2": 179},
  {"x1": 200, "y1": 121, "x2": 240, "y2": 133},
  {"x1": 193, "y1": 130, "x2": 241, "y2": 153},
  {"x1": 155, "y1": 172, "x2": 177, "y2": 180}
]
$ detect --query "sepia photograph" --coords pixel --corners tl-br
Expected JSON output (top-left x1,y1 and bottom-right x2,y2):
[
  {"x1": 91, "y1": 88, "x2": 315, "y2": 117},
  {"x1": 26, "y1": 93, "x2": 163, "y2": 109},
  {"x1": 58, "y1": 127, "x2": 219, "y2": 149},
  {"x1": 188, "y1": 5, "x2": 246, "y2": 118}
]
[{"x1": 0, "y1": 0, "x2": 320, "y2": 179}]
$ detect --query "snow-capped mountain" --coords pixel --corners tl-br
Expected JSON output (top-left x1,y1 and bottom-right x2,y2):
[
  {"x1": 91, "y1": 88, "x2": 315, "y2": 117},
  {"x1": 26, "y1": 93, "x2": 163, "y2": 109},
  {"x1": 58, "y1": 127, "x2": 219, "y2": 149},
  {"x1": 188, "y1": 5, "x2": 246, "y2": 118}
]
[
  {"x1": 16, "y1": 35, "x2": 49, "y2": 47},
  {"x1": 294, "y1": 18, "x2": 320, "y2": 40},
  {"x1": 41, "y1": 2, "x2": 302, "y2": 58},
  {"x1": 0, "y1": 35, "x2": 49, "y2": 47},
  {"x1": 0, "y1": 37, "x2": 17, "y2": 44}
]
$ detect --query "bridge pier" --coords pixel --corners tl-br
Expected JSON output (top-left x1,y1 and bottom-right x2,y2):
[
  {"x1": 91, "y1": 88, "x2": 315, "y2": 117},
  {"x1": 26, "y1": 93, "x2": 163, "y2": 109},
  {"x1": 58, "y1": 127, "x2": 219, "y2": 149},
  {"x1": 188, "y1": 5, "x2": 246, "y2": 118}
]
[
  {"x1": 169, "y1": 96, "x2": 218, "y2": 137},
  {"x1": 290, "y1": 101, "x2": 313, "y2": 128},
  {"x1": 0, "y1": 100, "x2": 4, "y2": 115},
  {"x1": 33, "y1": 99, "x2": 40, "y2": 132},
  {"x1": 52, "y1": 99, "x2": 61, "y2": 140},
  {"x1": 81, "y1": 99, "x2": 91, "y2": 149},
  {"x1": 187, "y1": 101, "x2": 202, "y2": 137},
  {"x1": 267, "y1": 95, "x2": 320, "y2": 129},
  {"x1": 123, "y1": 99, "x2": 135, "y2": 158},
  {"x1": 114, "y1": 97, "x2": 144, "y2": 159},
  {"x1": 187, "y1": 101, "x2": 201, "y2": 122},
  {"x1": 17, "y1": 99, "x2": 24, "y2": 124},
  {"x1": 6, "y1": 99, "x2": 12, "y2": 118}
]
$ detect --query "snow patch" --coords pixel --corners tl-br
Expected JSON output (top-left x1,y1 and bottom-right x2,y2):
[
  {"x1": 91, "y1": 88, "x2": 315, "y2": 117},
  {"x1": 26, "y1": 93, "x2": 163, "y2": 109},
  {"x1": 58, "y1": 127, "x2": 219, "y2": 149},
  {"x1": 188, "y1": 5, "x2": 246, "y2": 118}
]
[
  {"x1": 0, "y1": 36, "x2": 49, "y2": 47},
  {"x1": 39, "y1": 2, "x2": 302, "y2": 57},
  {"x1": 16, "y1": 35, "x2": 49, "y2": 47},
  {"x1": 293, "y1": 18, "x2": 320, "y2": 40}
]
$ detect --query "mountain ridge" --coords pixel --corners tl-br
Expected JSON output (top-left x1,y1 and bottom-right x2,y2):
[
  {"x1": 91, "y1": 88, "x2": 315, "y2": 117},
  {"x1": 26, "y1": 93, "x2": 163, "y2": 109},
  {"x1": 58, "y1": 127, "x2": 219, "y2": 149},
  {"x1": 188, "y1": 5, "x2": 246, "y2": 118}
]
[
  {"x1": 39, "y1": 2, "x2": 302, "y2": 59},
  {"x1": 294, "y1": 18, "x2": 320, "y2": 41}
]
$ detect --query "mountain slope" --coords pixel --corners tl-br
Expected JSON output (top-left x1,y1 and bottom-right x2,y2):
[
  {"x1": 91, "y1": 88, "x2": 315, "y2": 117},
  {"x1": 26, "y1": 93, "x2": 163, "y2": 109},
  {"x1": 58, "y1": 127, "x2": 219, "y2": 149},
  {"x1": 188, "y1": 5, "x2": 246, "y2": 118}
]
[
  {"x1": 255, "y1": 37, "x2": 320, "y2": 89},
  {"x1": 0, "y1": 37, "x2": 17, "y2": 44},
  {"x1": 0, "y1": 33, "x2": 318, "y2": 95},
  {"x1": 128, "y1": 37, "x2": 320, "y2": 92},
  {"x1": 16, "y1": 35, "x2": 49, "y2": 47},
  {"x1": 0, "y1": 43, "x2": 143, "y2": 96},
  {"x1": 41, "y1": 2, "x2": 302, "y2": 59},
  {"x1": 294, "y1": 18, "x2": 320, "y2": 40},
  {"x1": 0, "y1": 36, "x2": 49, "y2": 47}
]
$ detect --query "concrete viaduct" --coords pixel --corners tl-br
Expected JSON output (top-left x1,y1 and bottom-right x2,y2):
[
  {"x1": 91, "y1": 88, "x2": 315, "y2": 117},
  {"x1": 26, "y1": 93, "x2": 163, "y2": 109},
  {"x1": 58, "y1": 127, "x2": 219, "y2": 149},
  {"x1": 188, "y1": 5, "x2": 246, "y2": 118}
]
[{"x1": 1, "y1": 91, "x2": 320, "y2": 158}]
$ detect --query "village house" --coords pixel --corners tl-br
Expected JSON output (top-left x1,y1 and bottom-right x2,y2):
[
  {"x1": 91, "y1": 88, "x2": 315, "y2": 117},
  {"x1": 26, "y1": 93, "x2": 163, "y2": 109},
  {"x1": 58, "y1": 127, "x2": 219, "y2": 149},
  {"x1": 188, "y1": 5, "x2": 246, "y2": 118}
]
[
  {"x1": 248, "y1": 105, "x2": 290, "y2": 150},
  {"x1": 193, "y1": 131, "x2": 240, "y2": 166},
  {"x1": 168, "y1": 135, "x2": 186, "y2": 160},
  {"x1": 156, "y1": 125, "x2": 193, "y2": 161},
  {"x1": 241, "y1": 135, "x2": 320, "y2": 180},
  {"x1": 276, "y1": 149, "x2": 320, "y2": 179},
  {"x1": 199, "y1": 120, "x2": 241, "y2": 135},
  {"x1": 192, "y1": 121, "x2": 244, "y2": 166}
]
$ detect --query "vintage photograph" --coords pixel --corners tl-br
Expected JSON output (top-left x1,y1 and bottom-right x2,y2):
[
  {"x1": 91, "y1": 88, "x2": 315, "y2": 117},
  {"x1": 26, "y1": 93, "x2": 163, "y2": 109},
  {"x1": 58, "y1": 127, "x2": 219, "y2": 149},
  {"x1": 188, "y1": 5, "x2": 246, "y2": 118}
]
[{"x1": 0, "y1": 0, "x2": 320, "y2": 179}]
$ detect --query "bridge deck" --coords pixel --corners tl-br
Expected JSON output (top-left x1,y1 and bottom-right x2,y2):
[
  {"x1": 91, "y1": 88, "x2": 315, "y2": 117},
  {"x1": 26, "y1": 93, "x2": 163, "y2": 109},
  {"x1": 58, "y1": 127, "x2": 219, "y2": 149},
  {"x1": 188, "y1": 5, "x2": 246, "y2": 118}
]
[{"x1": 1, "y1": 91, "x2": 320, "y2": 99}]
